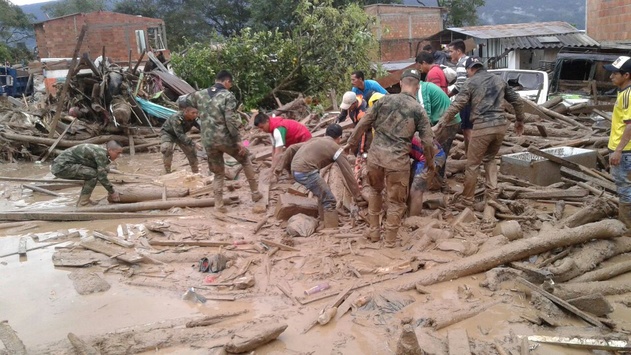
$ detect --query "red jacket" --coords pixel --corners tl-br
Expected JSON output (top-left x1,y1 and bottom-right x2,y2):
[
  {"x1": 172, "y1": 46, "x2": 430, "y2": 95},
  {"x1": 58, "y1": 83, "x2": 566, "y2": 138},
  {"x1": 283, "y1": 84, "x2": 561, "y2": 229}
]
[
  {"x1": 269, "y1": 117, "x2": 312, "y2": 147},
  {"x1": 426, "y1": 65, "x2": 448, "y2": 94}
]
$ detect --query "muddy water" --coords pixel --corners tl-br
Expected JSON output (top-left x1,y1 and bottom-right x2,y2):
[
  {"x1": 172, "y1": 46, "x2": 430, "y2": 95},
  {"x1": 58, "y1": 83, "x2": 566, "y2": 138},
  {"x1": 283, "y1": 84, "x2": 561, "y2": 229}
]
[{"x1": 2, "y1": 153, "x2": 631, "y2": 354}]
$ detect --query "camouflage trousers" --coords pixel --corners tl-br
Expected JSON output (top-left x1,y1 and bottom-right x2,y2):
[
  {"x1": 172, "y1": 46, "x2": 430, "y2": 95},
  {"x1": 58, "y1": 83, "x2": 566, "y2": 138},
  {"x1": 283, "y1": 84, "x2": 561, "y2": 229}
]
[
  {"x1": 160, "y1": 138, "x2": 198, "y2": 173},
  {"x1": 365, "y1": 160, "x2": 410, "y2": 236},
  {"x1": 51, "y1": 163, "x2": 100, "y2": 196},
  {"x1": 205, "y1": 144, "x2": 258, "y2": 204}
]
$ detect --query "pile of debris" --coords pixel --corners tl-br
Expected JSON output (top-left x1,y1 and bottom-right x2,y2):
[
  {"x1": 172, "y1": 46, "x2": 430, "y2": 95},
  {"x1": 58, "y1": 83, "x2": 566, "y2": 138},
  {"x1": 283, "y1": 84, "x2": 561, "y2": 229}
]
[{"x1": 0, "y1": 35, "x2": 199, "y2": 163}]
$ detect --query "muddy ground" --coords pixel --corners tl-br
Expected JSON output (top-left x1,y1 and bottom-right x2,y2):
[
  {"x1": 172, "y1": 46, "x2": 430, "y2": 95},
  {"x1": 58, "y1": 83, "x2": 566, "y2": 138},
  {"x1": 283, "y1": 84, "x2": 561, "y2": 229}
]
[{"x1": 1, "y1": 148, "x2": 631, "y2": 355}]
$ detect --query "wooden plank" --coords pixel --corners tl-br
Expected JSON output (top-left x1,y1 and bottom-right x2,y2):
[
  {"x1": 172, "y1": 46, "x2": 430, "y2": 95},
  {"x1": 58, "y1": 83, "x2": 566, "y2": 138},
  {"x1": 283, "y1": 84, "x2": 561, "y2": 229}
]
[
  {"x1": 40, "y1": 118, "x2": 77, "y2": 162},
  {"x1": 93, "y1": 230, "x2": 134, "y2": 248},
  {"x1": 528, "y1": 335, "x2": 631, "y2": 350},
  {"x1": 129, "y1": 134, "x2": 135, "y2": 156},
  {"x1": 0, "y1": 212, "x2": 173, "y2": 222},
  {"x1": 0, "y1": 241, "x2": 67, "y2": 259},
  {"x1": 527, "y1": 147, "x2": 609, "y2": 183},
  {"x1": 148, "y1": 240, "x2": 233, "y2": 247},
  {"x1": 80, "y1": 236, "x2": 144, "y2": 264},
  {"x1": 303, "y1": 282, "x2": 355, "y2": 334},
  {"x1": 22, "y1": 184, "x2": 62, "y2": 197},
  {"x1": 17, "y1": 237, "x2": 28, "y2": 256},
  {"x1": 260, "y1": 238, "x2": 300, "y2": 252},
  {"x1": 448, "y1": 329, "x2": 471, "y2": 355},
  {"x1": 0, "y1": 177, "x2": 81, "y2": 184},
  {"x1": 560, "y1": 167, "x2": 616, "y2": 193},
  {"x1": 518, "y1": 189, "x2": 588, "y2": 199},
  {"x1": 49, "y1": 25, "x2": 88, "y2": 137},
  {"x1": 516, "y1": 278, "x2": 609, "y2": 329},
  {"x1": 335, "y1": 291, "x2": 360, "y2": 320}
]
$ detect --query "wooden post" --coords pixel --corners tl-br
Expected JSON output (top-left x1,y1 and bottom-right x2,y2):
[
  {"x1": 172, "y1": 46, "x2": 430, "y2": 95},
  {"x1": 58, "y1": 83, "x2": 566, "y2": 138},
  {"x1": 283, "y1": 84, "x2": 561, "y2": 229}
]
[
  {"x1": 40, "y1": 119, "x2": 77, "y2": 162},
  {"x1": 48, "y1": 25, "x2": 88, "y2": 137},
  {"x1": 128, "y1": 134, "x2": 135, "y2": 156}
]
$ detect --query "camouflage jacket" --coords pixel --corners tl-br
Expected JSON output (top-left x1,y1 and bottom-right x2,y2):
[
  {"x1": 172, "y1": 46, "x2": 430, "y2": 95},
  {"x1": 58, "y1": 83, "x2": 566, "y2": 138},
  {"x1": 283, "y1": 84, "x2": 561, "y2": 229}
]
[
  {"x1": 160, "y1": 112, "x2": 200, "y2": 145},
  {"x1": 347, "y1": 92, "x2": 434, "y2": 170},
  {"x1": 442, "y1": 69, "x2": 525, "y2": 131},
  {"x1": 51, "y1": 144, "x2": 114, "y2": 194},
  {"x1": 187, "y1": 83, "x2": 241, "y2": 148}
]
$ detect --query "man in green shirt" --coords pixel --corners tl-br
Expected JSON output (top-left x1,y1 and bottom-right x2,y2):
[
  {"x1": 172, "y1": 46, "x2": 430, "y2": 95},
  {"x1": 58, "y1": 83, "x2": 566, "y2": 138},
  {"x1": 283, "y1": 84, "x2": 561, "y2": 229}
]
[{"x1": 417, "y1": 81, "x2": 460, "y2": 179}]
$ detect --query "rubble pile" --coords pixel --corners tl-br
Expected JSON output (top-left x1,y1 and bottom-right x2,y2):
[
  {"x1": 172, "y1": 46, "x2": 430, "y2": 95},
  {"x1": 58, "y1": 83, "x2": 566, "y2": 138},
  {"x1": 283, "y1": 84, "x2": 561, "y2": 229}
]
[
  {"x1": 0, "y1": 52, "x2": 198, "y2": 162},
  {"x1": 2, "y1": 85, "x2": 631, "y2": 354}
]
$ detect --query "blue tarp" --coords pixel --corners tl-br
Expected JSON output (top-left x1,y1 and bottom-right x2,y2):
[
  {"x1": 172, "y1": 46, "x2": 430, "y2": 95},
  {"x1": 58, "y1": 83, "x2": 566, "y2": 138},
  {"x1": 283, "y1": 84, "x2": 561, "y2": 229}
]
[{"x1": 135, "y1": 97, "x2": 176, "y2": 121}]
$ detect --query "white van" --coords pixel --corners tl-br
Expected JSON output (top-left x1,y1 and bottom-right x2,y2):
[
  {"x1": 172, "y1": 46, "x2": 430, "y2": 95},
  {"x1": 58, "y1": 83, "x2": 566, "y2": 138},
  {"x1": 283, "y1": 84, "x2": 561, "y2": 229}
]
[{"x1": 488, "y1": 69, "x2": 549, "y2": 105}]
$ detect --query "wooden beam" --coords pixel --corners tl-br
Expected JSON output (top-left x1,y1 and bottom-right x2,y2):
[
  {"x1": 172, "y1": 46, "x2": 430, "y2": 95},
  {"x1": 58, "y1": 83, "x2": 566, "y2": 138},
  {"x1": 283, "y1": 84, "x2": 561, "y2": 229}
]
[
  {"x1": 516, "y1": 278, "x2": 609, "y2": 329},
  {"x1": 0, "y1": 212, "x2": 173, "y2": 222},
  {"x1": 148, "y1": 240, "x2": 233, "y2": 247},
  {"x1": 40, "y1": 119, "x2": 77, "y2": 162},
  {"x1": 22, "y1": 184, "x2": 62, "y2": 197},
  {"x1": 49, "y1": 25, "x2": 88, "y2": 137}
]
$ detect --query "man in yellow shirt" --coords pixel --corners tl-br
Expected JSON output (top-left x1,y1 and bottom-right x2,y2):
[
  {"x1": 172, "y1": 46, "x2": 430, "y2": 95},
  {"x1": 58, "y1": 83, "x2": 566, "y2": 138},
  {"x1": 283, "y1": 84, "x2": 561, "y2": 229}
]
[{"x1": 605, "y1": 56, "x2": 631, "y2": 227}]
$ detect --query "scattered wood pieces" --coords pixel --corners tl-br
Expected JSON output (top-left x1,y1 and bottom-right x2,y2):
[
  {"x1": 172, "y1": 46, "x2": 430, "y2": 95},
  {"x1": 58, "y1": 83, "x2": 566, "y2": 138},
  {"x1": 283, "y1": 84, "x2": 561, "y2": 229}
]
[
  {"x1": 260, "y1": 238, "x2": 299, "y2": 252},
  {"x1": 22, "y1": 184, "x2": 62, "y2": 197},
  {"x1": 148, "y1": 240, "x2": 233, "y2": 247},
  {"x1": 224, "y1": 323, "x2": 288, "y2": 353},
  {"x1": 516, "y1": 278, "x2": 609, "y2": 329},
  {"x1": 93, "y1": 230, "x2": 134, "y2": 248},
  {"x1": 527, "y1": 335, "x2": 631, "y2": 351}
]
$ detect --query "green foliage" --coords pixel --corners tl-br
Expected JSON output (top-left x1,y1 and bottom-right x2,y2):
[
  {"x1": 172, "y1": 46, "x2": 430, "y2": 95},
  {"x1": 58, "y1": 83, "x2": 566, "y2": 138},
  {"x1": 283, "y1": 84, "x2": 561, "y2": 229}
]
[
  {"x1": 42, "y1": 0, "x2": 108, "y2": 18},
  {"x1": 172, "y1": 0, "x2": 379, "y2": 110},
  {"x1": 0, "y1": 0, "x2": 34, "y2": 45},
  {"x1": 437, "y1": 0, "x2": 485, "y2": 27}
]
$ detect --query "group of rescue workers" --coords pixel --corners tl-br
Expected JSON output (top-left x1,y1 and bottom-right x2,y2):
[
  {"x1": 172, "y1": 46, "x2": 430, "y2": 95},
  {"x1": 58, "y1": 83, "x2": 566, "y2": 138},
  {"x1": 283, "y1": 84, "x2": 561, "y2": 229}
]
[{"x1": 50, "y1": 41, "x2": 631, "y2": 246}]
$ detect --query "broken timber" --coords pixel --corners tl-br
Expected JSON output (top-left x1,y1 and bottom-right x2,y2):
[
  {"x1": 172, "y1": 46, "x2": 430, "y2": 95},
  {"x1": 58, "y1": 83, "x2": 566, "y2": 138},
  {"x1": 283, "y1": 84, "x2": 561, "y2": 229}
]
[
  {"x1": 516, "y1": 278, "x2": 609, "y2": 329},
  {"x1": 80, "y1": 236, "x2": 143, "y2": 264},
  {"x1": 148, "y1": 240, "x2": 233, "y2": 247},
  {"x1": 0, "y1": 211, "x2": 173, "y2": 222},
  {"x1": 395, "y1": 220, "x2": 626, "y2": 290},
  {"x1": 74, "y1": 197, "x2": 238, "y2": 213},
  {"x1": 527, "y1": 335, "x2": 631, "y2": 351}
]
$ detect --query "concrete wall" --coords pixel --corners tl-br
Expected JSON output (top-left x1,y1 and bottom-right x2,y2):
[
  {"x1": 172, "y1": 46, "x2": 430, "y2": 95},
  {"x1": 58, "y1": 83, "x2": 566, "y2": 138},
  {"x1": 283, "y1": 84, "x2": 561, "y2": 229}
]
[
  {"x1": 586, "y1": 0, "x2": 631, "y2": 42},
  {"x1": 35, "y1": 12, "x2": 165, "y2": 63},
  {"x1": 365, "y1": 5, "x2": 444, "y2": 62}
]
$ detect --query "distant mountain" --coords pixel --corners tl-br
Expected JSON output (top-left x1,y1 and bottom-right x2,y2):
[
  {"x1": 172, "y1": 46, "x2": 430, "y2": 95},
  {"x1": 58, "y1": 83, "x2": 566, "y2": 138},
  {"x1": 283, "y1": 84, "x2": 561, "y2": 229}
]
[
  {"x1": 402, "y1": 0, "x2": 585, "y2": 29},
  {"x1": 21, "y1": 1, "x2": 56, "y2": 23}
]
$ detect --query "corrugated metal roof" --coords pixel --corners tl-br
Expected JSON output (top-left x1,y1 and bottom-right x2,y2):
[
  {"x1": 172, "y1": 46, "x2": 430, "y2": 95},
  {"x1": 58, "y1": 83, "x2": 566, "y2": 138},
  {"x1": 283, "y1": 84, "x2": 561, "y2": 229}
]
[
  {"x1": 448, "y1": 21, "x2": 582, "y2": 39},
  {"x1": 500, "y1": 33, "x2": 600, "y2": 49}
]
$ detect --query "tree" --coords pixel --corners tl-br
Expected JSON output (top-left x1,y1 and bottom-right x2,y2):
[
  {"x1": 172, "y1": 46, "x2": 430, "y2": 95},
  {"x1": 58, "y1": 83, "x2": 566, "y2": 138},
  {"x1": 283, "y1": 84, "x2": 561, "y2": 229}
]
[
  {"x1": 435, "y1": 0, "x2": 485, "y2": 27},
  {"x1": 171, "y1": 0, "x2": 380, "y2": 110},
  {"x1": 0, "y1": 0, "x2": 34, "y2": 63},
  {"x1": 0, "y1": 0, "x2": 33, "y2": 46},
  {"x1": 42, "y1": 0, "x2": 109, "y2": 19}
]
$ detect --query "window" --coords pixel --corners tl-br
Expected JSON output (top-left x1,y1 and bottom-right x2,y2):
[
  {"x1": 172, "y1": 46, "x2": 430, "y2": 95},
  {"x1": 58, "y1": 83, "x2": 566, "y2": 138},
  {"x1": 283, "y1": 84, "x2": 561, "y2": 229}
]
[{"x1": 136, "y1": 30, "x2": 147, "y2": 53}]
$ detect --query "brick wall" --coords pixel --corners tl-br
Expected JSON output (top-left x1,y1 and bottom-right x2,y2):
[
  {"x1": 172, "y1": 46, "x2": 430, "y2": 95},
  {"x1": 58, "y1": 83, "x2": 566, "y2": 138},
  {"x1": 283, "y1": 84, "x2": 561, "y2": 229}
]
[
  {"x1": 365, "y1": 5, "x2": 443, "y2": 61},
  {"x1": 35, "y1": 12, "x2": 165, "y2": 62},
  {"x1": 586, "y1": 0, "x2": 631, "y2": 42}
]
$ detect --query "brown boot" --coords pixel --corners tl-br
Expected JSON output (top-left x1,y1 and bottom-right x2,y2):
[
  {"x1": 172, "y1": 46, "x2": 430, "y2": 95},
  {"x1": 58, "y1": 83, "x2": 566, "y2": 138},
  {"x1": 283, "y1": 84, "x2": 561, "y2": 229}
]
[
  {"x1": 384, "y1": 228, "x2": 398, "y2": 248},
  {"x1": 252, "y1": 191, "x2": 263, "y2": 202},
  {"x1": 364, "y1": 213, "x2": 381, "y2": 242},
  {"x1": 214, "y1": 176, "x2": 227, "y2": 213},
  {"x1": 191, "y1": 164, "x2": 199, "y2": 174},
  {"x1": 76, "y1": 194, "x2": 97, "y2": 207},
  {"x1": 323, "y1": 210, "x2": 339, "y2": 229}
]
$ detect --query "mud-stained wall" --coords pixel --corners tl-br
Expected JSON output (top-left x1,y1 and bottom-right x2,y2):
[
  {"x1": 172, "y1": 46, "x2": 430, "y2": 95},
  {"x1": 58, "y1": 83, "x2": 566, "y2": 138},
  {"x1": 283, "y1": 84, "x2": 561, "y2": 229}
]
[{"x1": 586, "y1": 0, "x2": 631, "y2": 42}]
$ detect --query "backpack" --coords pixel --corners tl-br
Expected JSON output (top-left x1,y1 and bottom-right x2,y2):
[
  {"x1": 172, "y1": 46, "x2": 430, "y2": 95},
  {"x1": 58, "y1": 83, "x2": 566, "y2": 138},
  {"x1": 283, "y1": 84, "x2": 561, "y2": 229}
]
[{"x1": 441, "y1": 65, "x2": 457, "y2": 85}]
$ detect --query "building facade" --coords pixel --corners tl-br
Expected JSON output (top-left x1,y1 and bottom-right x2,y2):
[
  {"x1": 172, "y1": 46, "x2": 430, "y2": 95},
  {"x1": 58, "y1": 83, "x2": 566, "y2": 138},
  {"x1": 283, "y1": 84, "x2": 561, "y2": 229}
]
[
  {"x1": 586, "y1": 0, "x2": 631, "y2": 44},
  {"x1": 34, "y1": 11, "x2": 167, "y2": 63},
  {"x1": 365, "y1": 4, "x2": 444, "y2": 62}
]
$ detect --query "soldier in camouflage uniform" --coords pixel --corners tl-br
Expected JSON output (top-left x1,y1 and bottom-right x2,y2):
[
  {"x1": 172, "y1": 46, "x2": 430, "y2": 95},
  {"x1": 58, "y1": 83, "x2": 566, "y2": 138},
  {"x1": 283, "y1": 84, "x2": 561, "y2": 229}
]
[
  {"x1": 436, "y1": 57, "x2": 524, "y2": 209},
  {"x1": 186, "y1": 70, "x2": 262, "y2": 212},
  {"x1": 344, "y1": 69, "x2": 435, "y2": 248},
  {"x1": 160, "y1": 99, "x2": 200, "y2": 174},
  {"x1": 51, "y1": 141, "x2": 123, "y2": 206}
]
